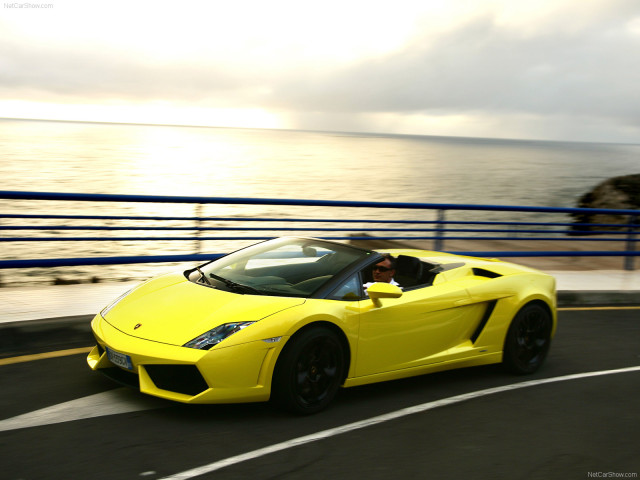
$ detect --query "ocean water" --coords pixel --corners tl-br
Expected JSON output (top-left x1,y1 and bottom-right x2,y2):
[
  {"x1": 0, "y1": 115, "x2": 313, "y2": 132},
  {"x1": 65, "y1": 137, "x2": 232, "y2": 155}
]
[{"x1": 1, "y1": 118, "x2": 639, "y2": 286}]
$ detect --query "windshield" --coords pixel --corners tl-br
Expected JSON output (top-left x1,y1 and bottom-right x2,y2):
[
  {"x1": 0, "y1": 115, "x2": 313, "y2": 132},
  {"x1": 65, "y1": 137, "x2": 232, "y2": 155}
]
[{"x1": 195, "y1": 238, "x2": 372, "y2": 297}]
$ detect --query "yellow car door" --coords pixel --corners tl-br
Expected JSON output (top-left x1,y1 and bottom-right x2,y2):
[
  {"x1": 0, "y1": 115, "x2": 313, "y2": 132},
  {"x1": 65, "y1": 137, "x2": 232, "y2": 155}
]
[{"x1": 354, "y1": 281, "x2": 485, "y2": 377}]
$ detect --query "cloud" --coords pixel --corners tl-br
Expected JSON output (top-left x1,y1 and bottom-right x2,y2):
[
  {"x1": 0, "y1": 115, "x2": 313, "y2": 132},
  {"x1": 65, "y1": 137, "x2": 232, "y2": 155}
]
[
  {"x1": 1, "y1": 0, "x2": 639, "y2": 141},
  {"x1": 266, "y1": 2, "x2": 640, "y2": 140},
  {"x1": 270, "y1": 10, "x2": 640, "y2": 121},
  {"x1": 0, "y1": 40, "x2": 253, "y2": 103}
]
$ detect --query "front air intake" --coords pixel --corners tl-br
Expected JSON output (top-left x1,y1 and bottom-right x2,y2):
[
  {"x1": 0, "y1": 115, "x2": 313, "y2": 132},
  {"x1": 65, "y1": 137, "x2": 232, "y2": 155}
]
[
  {"x1": 99, "y1": 367, "x2": 139, "y2": 389},
  {"x1": 144, "y1": 364, "x2": 209, "y2": 397}
]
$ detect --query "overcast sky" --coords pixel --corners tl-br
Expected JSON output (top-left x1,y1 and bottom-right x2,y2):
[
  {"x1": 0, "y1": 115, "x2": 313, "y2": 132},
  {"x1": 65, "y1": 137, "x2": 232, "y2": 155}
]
[{"x1": 2, "y1": 0, "x2": 639, "y2": 142}]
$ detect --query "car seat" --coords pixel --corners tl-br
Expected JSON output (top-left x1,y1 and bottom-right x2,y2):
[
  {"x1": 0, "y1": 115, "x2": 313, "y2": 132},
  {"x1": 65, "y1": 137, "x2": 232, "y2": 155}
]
[{"x1": 395, "y1": 255, "x2": 436, "y2": 288}]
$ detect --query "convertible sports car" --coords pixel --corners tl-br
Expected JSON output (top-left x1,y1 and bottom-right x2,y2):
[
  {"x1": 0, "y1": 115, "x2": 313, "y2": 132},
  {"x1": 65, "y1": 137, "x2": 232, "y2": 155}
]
[{"x1": 88, "y1": 237, "x2": 556, "y2": 414}]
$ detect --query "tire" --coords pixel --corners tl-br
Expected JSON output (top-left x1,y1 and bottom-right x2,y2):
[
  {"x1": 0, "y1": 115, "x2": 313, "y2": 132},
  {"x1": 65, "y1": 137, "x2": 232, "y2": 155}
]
[
  {"x1": 503, "y1": 303, "x2": 552, "y2": 374},
  {"x1": 272, "y1": 327, "x2": 345, "y2": 415}
]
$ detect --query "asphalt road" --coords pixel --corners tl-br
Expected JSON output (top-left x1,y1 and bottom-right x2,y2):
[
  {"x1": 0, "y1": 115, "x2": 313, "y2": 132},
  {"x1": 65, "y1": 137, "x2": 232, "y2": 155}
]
[{"x1": 1, "y1": 308, "x2": 639, "y2": 480}]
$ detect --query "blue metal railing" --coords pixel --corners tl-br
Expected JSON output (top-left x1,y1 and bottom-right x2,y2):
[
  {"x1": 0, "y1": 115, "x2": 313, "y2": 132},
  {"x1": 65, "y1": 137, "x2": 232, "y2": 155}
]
[{"x1": 1, "y1": 190, "x2": 638, "y2": 270}]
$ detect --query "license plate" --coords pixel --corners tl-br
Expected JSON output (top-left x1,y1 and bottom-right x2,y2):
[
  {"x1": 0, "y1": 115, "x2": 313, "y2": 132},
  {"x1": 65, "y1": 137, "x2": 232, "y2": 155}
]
[{"x1": 106, "y1": 346, "x2": 133, "y2": 370}]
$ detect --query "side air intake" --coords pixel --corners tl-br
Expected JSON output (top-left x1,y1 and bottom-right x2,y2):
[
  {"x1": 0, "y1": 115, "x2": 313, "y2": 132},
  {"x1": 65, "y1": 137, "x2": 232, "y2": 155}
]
[
  {"x1": 471, "y1": 300, "x2": 498, "y2": 344},
  {"x1": 472, "y1": 268, "x2": 502, "y2": 279}
]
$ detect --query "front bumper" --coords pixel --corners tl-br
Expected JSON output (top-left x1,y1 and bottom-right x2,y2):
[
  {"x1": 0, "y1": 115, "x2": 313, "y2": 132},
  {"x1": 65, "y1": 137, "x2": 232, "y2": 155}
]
[{"x1": 87, "y1": 314, "x2": 285, "y2": 404}]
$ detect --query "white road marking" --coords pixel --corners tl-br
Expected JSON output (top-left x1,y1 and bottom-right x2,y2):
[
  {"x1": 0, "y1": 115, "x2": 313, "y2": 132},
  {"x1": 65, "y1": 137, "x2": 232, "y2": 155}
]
[
  {"x1": 159, "y1": 365, "x2": 640, "y2": 480},
  {"x1": 0, "y1": 388, "x2": 167, "y2": 432},
  {"x1": 1, "y1": 365, "x2": 638, "y2": 474}
]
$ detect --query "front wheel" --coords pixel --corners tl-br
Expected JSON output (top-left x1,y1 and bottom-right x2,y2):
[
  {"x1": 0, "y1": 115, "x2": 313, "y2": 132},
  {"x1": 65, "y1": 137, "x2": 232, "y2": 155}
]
[
  {"x1": 503, "y1": 303, "x2": 552, "y2": 374},
  {"x1": 271, "y1": 327, "x2": 345, "y2": 415}
]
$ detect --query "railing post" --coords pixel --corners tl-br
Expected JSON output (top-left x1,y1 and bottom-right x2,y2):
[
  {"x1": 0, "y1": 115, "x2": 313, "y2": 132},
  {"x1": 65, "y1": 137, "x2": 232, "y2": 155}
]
[
  {"x1": 195, "y1": 203, "x2": 203, "y2": 254},
  {"x1": 624, "y1": 214, "x2": 637, "y2": 271},
  {"x1": 434, "y1": 209, "x2": 446, "y2": 251}
]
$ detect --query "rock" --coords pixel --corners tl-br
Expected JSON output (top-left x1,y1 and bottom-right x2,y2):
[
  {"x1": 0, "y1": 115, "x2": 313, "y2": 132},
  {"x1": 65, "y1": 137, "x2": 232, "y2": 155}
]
[
  {"x1": 53, "y1": 277, "x2": 82, "y2": 285},
  {"x1": 571, "y1": 174, "x2": 640, "y2": 234}
]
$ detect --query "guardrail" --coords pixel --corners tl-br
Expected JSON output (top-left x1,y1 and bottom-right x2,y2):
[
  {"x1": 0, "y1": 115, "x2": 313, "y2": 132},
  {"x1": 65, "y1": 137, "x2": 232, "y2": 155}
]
[{"x1": 1, "y1": 190, "x2": 638, "y2": 270}]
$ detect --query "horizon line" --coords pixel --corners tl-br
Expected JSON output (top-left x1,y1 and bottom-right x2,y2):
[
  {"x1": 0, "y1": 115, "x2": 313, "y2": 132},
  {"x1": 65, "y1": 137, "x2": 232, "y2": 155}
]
[{"x1": 0, "y1": 116, "x2": 633, "y2": 147}]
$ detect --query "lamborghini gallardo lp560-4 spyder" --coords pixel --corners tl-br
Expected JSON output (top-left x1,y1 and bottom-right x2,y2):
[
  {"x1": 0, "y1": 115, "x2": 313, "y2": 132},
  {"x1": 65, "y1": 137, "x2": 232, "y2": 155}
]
[{"x1": 88, "y1": 237, "x2": 556, "y2": 414}]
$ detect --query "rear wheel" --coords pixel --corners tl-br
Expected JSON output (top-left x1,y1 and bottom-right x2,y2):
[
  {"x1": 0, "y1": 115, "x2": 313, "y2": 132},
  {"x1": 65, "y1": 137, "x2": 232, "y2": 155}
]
[
  {"x1": 272, "y1": 327, "x2": 345, "y2": 414},
  {"x1": 503, "y1": 303, "x2": 552, "y2": 374}
]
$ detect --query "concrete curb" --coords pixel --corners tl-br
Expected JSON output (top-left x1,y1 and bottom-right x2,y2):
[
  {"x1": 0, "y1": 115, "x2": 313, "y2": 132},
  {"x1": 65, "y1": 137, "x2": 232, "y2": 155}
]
[
  {"x1": 0, "y1": 315, "x2": 94, "y2": 359},
  {"x1": 557, "y1": 291, "x2": 640, "y2": 307}
]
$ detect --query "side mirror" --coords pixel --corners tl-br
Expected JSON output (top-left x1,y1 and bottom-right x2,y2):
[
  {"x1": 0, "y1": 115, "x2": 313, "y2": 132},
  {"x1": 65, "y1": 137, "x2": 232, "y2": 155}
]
[{"x1": 367, "y1": 282, "x2": 403, "y2": 307}]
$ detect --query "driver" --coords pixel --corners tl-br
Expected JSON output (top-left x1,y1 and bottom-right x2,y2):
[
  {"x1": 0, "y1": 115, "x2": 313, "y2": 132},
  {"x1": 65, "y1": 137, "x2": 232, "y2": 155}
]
[{"x1": 363, "y1": 254, "x2": 401, "y2": 291}]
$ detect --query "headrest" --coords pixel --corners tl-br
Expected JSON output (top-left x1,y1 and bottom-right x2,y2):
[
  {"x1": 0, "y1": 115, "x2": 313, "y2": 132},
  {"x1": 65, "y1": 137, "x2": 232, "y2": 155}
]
[{"x1": 395, "y1": 255, "x2": 423, "y2": 276}]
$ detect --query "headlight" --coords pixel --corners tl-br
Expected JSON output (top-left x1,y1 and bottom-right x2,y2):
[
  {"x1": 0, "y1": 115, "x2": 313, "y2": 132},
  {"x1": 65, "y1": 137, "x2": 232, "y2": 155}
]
[
  {"x1": 100, "y1": 288, "x2": 133, "y2": 318},
  {"x1": 183, "y1": 322, "x2": 255, "y2": 350}
]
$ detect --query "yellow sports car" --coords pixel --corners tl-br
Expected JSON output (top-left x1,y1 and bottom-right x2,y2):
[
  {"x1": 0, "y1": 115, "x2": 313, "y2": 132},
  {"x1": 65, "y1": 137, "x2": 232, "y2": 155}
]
[{"x1": 88, "y1": 237, "x2": 556, "y2": 414}]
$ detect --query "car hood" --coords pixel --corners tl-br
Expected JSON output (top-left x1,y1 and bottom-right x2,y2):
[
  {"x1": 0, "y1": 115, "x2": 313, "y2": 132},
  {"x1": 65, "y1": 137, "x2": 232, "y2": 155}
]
[{"x1": 103, "y1": 273, "x2": 305, "y2": 346}]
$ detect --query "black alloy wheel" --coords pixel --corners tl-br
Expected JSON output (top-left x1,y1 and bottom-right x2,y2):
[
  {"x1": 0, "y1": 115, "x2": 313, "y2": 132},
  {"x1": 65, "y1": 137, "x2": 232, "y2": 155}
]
[
  {"x1": 503, "y1": 303, "x2": 553, "y2": 374},
  {"x1": 272, "y1": 327, "x2": 345, "y2": 414}
]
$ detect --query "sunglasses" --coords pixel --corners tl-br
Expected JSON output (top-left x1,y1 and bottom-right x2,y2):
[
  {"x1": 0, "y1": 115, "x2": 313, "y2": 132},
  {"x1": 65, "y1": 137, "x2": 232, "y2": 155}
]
[{"x1": 373, "y1": 265, "x2": 393, "y2": 272}]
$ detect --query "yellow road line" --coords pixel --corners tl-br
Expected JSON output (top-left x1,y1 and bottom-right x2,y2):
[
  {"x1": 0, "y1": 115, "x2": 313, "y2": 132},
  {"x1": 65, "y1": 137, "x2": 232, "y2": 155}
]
[
  {"x1": 0, "y1": 347, "x2": 92, "y2": 366},
  {"x1": 559, "y1": 306, "x2": 640, "y2": 311}
]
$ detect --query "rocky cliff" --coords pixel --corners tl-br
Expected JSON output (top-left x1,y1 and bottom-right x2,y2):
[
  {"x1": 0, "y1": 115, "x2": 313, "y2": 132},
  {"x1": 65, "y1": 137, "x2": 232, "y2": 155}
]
[{"x1": 571, "y1": 174, "x2": 640, "y2": 234}]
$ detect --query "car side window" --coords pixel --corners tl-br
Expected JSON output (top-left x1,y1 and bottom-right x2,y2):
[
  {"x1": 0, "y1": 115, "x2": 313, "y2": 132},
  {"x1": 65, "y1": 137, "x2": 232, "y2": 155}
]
[{"x1": 327, "y1": 273, "x2": 362, "y2": 301}]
